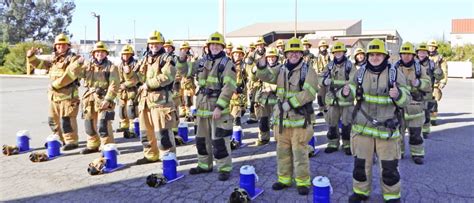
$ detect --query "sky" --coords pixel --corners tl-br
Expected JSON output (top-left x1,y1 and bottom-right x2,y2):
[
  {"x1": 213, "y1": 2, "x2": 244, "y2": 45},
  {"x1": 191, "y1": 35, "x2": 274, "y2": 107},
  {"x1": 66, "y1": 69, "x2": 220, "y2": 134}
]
[{"x1": 68, "y1": 0, "x2": 474, "y2": 44}]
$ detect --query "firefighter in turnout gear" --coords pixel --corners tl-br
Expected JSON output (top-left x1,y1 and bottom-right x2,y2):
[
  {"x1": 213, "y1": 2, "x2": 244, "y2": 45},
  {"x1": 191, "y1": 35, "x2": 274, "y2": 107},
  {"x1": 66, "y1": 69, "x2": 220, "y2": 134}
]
[
  {"x1": 256, "y1": 37, "x2": 319, "y2": 195},
  {"x1": 315, "y1": 40, "x2": 331, "y2": 117},
  {"x1": 183, "y1": 32, "x2": 237, "y2": 181},
  {"x1": 416, "y1": 43, "x2": 444, "y2": 138},
  {"x1": 117, "y1": 45, "x2": 140, "y2": 139},
  {"x1": 320, "y1": 41, "x2": 356, "y2": 155},
  {"x1": 230, "y1": 45, "x2": 248, "y2": 126},
  {"x1": 397, "y1": 42, "x2": 431, "y2": 165},
  {"x1": 225, "y1": 42, "x2": 234, "y2": 58},
  {"x1": 302, "y1": 39, "x2": 316, "y2": 66},
  {"x1": 353, "y1": 48, "x2": 366, "y2": 70},
  {"x1": 245, "y1": 37, "x2": 266, "y2": 124},
  {"x1": 276, "y1": 39, "x2": 286, "y2": 63},
  {"x1": 427, "y1": 40, "x2": 448, "y2": 126},
  {"x1": 254, "y1": 47, "x2": 279, "y2": 146},
  {"x1": 346, "y1": 39, "x2": 409, "y2": 203},
  {"x1": 80, "y1": 41, "x2": 120, "y2": 154},
  {"x1": 26, "y1": 33, "x2": 84, "y2": 151},
  {"x1": 135, "y1": 31, "x2": 178, "y2": 164},
  {"x1": 180, "y1": 42, "x2": 197, "y2": 122}
]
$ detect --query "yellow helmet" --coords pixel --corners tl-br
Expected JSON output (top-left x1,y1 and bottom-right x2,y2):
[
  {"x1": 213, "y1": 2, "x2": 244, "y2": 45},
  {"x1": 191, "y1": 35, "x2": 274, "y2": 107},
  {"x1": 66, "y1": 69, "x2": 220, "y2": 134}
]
[
  {"x1": 181, "y1": 42, "x2": 190, "y2": 50},
  {"x1": 276, "y1": 39, "x2": 284, "y2": 47},
  {"x1": 265, "y1": 47, "x2": 278, "y2": 57},
  {"x1": 147, "y1": 30, "x2": 165, "y2": 44},
  {"x1": 231, "y1": 45, "x2": 245, "y2": 54},
  {"x1": 399, "y1": 42, "x2": 415, "y2": 55},
  {"x1": 284, "y1": 37, "x2": 303, "y2": 53},
  {"x1": 427, "y1": 39, "x2": 438, "y2": 48},
  {"x1": 207, "y1": 32, "x2": 225, "y2": 46},
  {"x1": 366, "y1": 39, "x2": 387, "y2": 55},
  {"x1": 54, "y1": 33, "x2": 70, "y2": 45},
  {"x1": 416, "y1": 43, "x2": 428, "y2": 52},
  {"x1": 226, "y1": 42, "x2": 233, "y2": 49},
  {"x1": 92, "y1": 41, "x2": 109, "y2": 53},
  {"x1": 354, "y1": 47, "x2": 365, "y2": 55},
  {"x1": 164, "y1": 39, "x2": 174, "y2": 47},
  {"x1": 249, "y1": 42, "x2": 255, "y2": 49},
  {"x1": 331, "y1": 41, "x2": 346, "y2": 53},
  {"x1": 255, "y1": 37, "x2": 266, "y2": 45},
  {"x1": 318, "y1": 40, "x2": 329, "y2": 48},
  {"x1": 302, "y1": 39, "x2": 312, "y2": 46},
  {"x1": 121, "y1": 44, "x2": 134, "y2": 55}
]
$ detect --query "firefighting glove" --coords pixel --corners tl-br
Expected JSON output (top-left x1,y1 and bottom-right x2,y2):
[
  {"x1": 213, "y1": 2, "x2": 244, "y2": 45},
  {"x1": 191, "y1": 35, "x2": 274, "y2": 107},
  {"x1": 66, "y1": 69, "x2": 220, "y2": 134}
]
[
  {"x1": 146, "y1": 173, "x2": 167, "y2": 188},
  {"x1": 2, "y1": 145, "x2": 19, "y2": 156},
  {"x1": 29, "y1": 152, "x2": 49, "y2": 162},
  {"x1": 175, "y1": 136, "x2": 185, "y2": 146},
  {"x1": 229, "y1": 188, "x2": 250, "y2": 203},
  {"x1": 230, "y1": 139, "x2": 240, "y2": 150},
  {"x1": 236, "y1": 86, "x2": 244, "y2": 94},
  {"x1": 87, "y1": 157, "x2": 106, "y2": 175},
  {"x1": 323, "y1": 78, "x2": 332, "y2": 86},
  {"x1": 282, "y1": 101, "x2": 291, "y2": 112}
]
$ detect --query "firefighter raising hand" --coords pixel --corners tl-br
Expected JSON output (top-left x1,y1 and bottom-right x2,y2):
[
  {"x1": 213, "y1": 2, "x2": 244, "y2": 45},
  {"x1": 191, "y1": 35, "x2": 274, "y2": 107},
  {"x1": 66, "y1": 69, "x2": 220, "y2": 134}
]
[
  {"x1": 27, "y1": 47, "x2": 38, "y2": 57},
  {"x1": 389, "y1": 83, "x2": 400, "y2": 99}
]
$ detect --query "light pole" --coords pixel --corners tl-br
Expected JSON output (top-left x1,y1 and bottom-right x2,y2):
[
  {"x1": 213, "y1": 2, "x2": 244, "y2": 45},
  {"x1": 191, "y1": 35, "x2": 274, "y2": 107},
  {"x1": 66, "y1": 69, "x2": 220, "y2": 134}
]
[{"x1": 91, "y1": 12, "x2": 101, "y2": 41}]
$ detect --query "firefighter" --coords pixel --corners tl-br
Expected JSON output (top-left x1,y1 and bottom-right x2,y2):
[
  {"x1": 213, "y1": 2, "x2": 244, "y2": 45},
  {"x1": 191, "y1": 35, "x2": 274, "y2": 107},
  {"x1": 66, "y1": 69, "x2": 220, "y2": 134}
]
[
  {"x1": 315, "y1": 40, "x2": 331, "y2": 117},
  {"x1": 117, "y1": 45, "x2": 140, "y2": 139},
  {"x1": 416, "y1": 43, "x2": 444, "y2": 138},
  {"x1": 184, "y1": 32, "x2": 237, "y2": 181},
  {"x1": 163, "y1": 39, "x2": 176, "y2": 56},
  {"x1": 353, "y1": 48, "x2": 366, "y2": 69},
  {"x1": 230, "y1": 45, "x2": 248, "y2": 126},
  {"x1": 245, "y1": 37, "x2": 266, "y2": 124},
  {"x1": 427, "y1": 40, "x2": 448, "y2": 126},
  {"x1": 254, "y1": 47, "x2": 280, "y2": 146},
  {"x1": 397, "y1": 42, "x2": 432, "y2": 165},
  {"x1": 346, "y1": 39, "x2": 409, "y2": 203},
  {"x1": 26, "y1": 34, "x2": 84, "y2": 151},
  {"x1": 247, "y1": 42, "x2": 256, "y2": 54},
  {"x1": 134, "y1": 31, "x2": 178, "y2": 164},
  {"x1": 256, "y1": 37, "x2": 319, "y2": 195},
  {"x1": 180, "y1": 42, "x2": 197, "y2": 122},
  {"x1": 302, "y1": 39, "x2": 316, "y2": 65},
  {"x1": 275, "y1": 39, "x2": 286, "y2": 62},
  {"x1": 80, "y1": 41, "x2": 120, "y2": 154},
  {"x1": 320, "y1": 41, "x2": 356, "y2": 155},
  {"x1": 225, "y1": 42, "x2": 234, "y2": 58}
]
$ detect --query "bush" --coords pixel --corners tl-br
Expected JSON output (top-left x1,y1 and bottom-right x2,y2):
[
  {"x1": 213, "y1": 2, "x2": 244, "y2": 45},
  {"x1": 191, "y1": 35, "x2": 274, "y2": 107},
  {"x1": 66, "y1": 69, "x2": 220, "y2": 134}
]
[
  {"x1": 0, "y1": 43, "x2": 10, "y2": 66},
  {"x1": 3, "y1": 42, "x2": 51, "y2": 74}
]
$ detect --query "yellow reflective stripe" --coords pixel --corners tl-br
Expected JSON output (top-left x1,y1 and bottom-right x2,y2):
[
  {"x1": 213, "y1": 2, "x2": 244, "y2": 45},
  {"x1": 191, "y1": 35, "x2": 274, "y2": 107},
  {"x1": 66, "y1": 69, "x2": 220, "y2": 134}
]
[
  {"x1": 198, "y1": 162, "x2": 210, "y2": 170},
  {"x1": 273, "y1": 118, "x2": 306, "y2": 128},
  {"x1": 333, "y1": 80, "x2": 346, "y2": 86},
  {"x1": 353, "y1": 187, "x2": 370, "y2": 196},
  {"x1": 349, "y1": 83, "x2": 356, "y2": 97},
  {"x1": 65, "y1": 68, "x2": 77, "y2": 80},
  {"x1": 198, "y1": 79, "x2": 206, "y2": 86},
  {"x1": 404, "y1": 112, "x2": 424, "y2": 120},
  {"x1": 410, "y1": 147, "x2": 425, "y2": 156},
  {"x1": 223, "y1": 76, "x2": 236, "y2": 88},
  {"x1": 363, "y1": 94, "x2": 392, "y2": 105},
  {"x1": 383, "y1": 193, "x2": 401, "y2": 201},
  {"x1": 289, "y1": 97, "x2": 300, "y2": 108},
  {"x1": 395, "y1": 87, "x2": 409, "y2": 106},
  {"x1": 278, "y1": 176, "x2": 292, "y2": 185},
  {"x1": 206, "y1": 76, "x2": 219, "y2": 84},
  {"x1": 419, "y1": 78, "x2": 430, "y2": 90},
  {"x1": 216, "y1": 98, "x2": 229, "y2": 107},
  {"x1": 219, "y1": 165, "x2": 232, "y2": 172},
  {"x1": 303, "y1": 82, "x2": 316, "y2": 96},
  {"x1": 295, "y1": 177, "x2": 311, "y2": 186},
  {"x1": 352, "y1": 124, "x2": 400, "y2": 139},
  {"x1": 196, "y1": 108, "x2": 230, "y2": 117}
]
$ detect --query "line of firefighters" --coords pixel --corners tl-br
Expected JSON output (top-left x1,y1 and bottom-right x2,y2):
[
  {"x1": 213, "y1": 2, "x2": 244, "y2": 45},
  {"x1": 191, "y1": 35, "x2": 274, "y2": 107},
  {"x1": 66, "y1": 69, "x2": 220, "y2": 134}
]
[{"x1": 26, "y1": 31, "x2": 447, "y2": 202}]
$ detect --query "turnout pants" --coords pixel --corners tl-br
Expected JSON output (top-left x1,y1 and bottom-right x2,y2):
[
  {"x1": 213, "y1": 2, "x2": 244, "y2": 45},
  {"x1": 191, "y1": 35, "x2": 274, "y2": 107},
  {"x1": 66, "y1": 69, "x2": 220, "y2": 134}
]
[
  {"x1": 255, "y1": 103, "x2": 273, "y2": 142},
  {"x1": 49, "y1": 99, "x2": 80, "y2": 145},
  {"x1": 325, "y1": 105, "x2": 353, "y2": 149}
]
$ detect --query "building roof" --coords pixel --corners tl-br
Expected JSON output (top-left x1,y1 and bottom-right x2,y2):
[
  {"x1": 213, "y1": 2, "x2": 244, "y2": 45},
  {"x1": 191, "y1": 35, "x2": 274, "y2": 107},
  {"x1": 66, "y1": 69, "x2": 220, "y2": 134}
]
[
  {"x1": 227, "y1": 20, "x2": 361, "y2": 37},
  {"x1": 268, "y1": 38, "x2": 360, "y2": 47},
  {"x1": 452, "y1": 19, "x2": 474, "y2": 34}
]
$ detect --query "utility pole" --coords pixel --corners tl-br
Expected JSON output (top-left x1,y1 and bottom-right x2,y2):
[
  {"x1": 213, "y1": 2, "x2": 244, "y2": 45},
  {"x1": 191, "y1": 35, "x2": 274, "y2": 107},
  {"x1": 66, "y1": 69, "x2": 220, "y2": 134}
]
[
  {"x1": 294, "y1": 0, "x2": 297, "y2": 37},
  {"x1": 91, "y1": 12, "x2": 101, "y2": 41}
]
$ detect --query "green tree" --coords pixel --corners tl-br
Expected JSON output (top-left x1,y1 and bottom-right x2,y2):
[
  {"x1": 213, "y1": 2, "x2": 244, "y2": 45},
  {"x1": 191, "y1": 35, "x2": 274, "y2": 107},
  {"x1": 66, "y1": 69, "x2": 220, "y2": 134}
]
[
  {"x1": 3, "y1": 42, "x2": 51, "y2": 73},
  {"x1": 1, "y1": 0, "x2": 76, "y2": 44},
  {"x1": 0, "y1": 43, "x2": 10, "y2": 65}
]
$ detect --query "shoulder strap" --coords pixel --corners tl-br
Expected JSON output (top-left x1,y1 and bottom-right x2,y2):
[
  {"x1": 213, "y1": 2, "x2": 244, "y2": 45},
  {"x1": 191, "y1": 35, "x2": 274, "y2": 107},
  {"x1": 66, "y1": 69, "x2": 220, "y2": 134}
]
[
  {"x1": 217, "y1": 56, "x2": 230, "y2": 87},
  {"x1": 414, "y1": 59, "x2": 421, "y2": 79},
  {"x1": 345, "y1": 60, "x2": 353, "y2": 80},
  {"x1": 389, "y1": 63, "x2": 397, "y2": 88},
  {"x1": 299, "y1": 62, "x2": 309, "y2": 89},
  {"x1": 356, "y1": 64, "x2": 366, "y2": 85}
]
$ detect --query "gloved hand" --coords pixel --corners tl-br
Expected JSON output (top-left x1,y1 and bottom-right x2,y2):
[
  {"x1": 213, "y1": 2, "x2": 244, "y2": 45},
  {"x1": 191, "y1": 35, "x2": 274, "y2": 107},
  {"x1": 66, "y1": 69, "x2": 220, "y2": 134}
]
[
  {"x1": 282, "y1": 101, "x2": 291, "y2": 112},
  {"x1": 323, "y1": 78, "x2": 332, "y2": 86},
  {"x1": 438, "y1": 83, "x2": 446, "y2": 89},
  {"x1": 236, "y1": 86, "x2": 244, "y2": 94}
]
